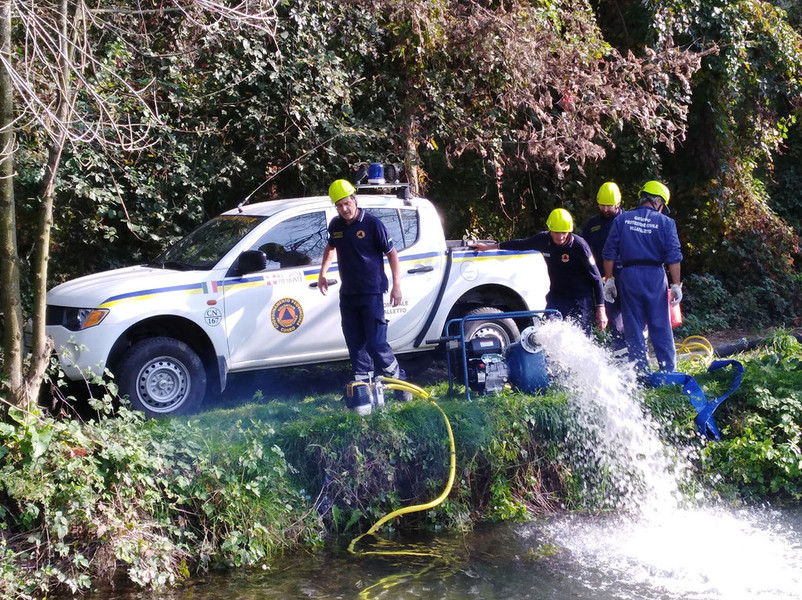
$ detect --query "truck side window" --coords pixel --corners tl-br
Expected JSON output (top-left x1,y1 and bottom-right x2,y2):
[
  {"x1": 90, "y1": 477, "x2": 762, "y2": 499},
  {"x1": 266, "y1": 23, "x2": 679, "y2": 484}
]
[
  {"x1": 367, "y1": 208, "x2": 419, "y2": 251},
  {"x1": 251, "y1": 211, "x2": 328, "y2": 270},
  {"x1": 400, "y1": 208, "x2": 419, "y2": 249}
]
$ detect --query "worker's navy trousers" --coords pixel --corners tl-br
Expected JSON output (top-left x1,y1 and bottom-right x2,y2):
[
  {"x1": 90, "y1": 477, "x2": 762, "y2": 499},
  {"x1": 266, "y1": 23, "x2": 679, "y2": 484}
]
[
  {"x1": 340, "y1": 293, "x2": 399, "y2": 380},
  {"x1": 619, "y1": 265, "x2": 676, "y2": 372}
]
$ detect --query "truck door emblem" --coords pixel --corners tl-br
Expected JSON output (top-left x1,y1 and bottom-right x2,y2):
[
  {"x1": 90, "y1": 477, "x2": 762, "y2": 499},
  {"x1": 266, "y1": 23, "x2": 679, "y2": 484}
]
[
  {"x1": 271, "y1": 298, "x2": 304, "y2": 333},
  {"x1": 204, "y1": 307, "x2": 222, "y2": 327},
  {"x1": 460, "y1": 261, "x2": 479, "y2": 281}
]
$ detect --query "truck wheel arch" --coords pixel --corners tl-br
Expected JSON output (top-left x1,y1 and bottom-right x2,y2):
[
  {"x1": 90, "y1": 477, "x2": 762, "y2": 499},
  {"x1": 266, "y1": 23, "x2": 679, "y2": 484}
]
[
  {"x1": 109, "y1": 317, "x2": 221, "y2": 402},
  {"x1": 446, "y1": 284, "x2": 532, "y2": 339}
]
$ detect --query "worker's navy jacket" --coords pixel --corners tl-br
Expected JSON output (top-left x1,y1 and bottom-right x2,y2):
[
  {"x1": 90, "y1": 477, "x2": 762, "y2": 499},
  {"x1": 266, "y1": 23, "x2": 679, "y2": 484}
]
[
  {"x1": 500, "y1": 232, "x2": 604, "y2": 305},
  {"x1": 327, "y1": 208, "x2": 393, "y2": 295},
  {"x1": 582, "y1": 210, "x2": 623, "y2": 275},
  {"x1": 602, "y1": 205, "x2": 682, "y2": 266}
]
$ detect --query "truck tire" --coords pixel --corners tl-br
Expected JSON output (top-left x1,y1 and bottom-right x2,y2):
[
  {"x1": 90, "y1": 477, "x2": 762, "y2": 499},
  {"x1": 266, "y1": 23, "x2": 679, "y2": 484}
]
[
  {"x1": 116, "y1": 337, "x2": 206, "y2": 418},
  {"x1": 462, "y1": 307, "x2": 520, "y2": 349}
]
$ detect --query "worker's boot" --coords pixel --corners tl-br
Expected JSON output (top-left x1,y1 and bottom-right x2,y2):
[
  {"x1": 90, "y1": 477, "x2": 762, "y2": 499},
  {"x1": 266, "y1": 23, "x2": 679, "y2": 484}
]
[{"x1": 344, "y1": 378, "x2": 373, "y2": 415}]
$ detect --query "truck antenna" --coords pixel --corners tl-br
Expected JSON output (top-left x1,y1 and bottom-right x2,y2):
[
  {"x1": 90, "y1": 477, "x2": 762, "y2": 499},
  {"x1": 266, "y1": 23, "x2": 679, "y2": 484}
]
[{"x1": 237, "y1": 136, "x2": 337, "y2": 212}]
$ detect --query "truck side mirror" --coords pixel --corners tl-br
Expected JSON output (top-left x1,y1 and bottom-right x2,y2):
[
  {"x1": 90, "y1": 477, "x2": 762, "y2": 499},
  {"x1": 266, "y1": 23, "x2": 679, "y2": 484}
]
[{"x1": 236, "y1": 250, "x2": 267, "y2": 275}]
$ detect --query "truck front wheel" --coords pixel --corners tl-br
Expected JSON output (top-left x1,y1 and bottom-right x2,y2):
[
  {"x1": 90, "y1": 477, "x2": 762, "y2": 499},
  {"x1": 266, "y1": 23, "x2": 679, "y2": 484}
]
[
  {"x1": 116, "y1": 337, "x2": 206, "y2": 418},
  {"x1": 463, "y1": 307, "x2": 520, "y2": 348}
]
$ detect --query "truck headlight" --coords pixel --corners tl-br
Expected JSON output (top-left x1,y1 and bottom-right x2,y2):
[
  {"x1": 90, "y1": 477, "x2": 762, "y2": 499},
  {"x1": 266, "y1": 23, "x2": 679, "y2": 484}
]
[
  {"x1": 66, "y1": 308, "x2": 108, "y2": 330},
  {"x1": 48, "y1": 306, "x2": 109, "y2": 331}
]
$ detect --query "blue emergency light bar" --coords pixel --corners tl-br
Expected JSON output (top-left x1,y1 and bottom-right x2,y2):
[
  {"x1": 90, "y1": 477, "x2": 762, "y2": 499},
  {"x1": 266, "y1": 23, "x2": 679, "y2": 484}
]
[{"x1": 367, "y1": 163, "x2": 385, "y2": 184}]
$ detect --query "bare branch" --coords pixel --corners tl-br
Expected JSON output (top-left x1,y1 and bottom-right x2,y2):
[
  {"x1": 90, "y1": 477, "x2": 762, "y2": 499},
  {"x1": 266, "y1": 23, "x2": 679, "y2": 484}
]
[{"x1": 5, "y1": 0, "x2": 279, "y2": 154}]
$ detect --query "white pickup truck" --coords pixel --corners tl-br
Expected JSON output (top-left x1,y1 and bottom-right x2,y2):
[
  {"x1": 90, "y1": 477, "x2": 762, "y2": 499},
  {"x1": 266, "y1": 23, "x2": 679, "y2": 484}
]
[{"x1": 46, "y1": 186, "x2": 549, "y2": 417}]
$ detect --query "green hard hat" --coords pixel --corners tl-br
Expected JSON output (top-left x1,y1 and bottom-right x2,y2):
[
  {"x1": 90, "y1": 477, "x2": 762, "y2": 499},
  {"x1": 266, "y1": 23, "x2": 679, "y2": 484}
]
[{"x1": 640, "y1": 181, "x2": 670, "y2": 204}]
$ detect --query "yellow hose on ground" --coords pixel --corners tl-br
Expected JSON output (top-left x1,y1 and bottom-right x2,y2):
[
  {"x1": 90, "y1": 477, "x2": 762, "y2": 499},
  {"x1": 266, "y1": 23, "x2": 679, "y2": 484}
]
[
  {"x1": 676, "y1": 335, "x2": 714, "y2": 367},
  {"x1": 347, "y1": 377, "x2": 457, "y2": 555}
]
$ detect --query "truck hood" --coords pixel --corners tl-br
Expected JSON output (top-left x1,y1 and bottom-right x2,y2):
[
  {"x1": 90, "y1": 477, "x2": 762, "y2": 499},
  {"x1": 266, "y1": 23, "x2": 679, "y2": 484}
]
[{"x1": 47, "y1": 265, "x2": 212, "y2": 308}]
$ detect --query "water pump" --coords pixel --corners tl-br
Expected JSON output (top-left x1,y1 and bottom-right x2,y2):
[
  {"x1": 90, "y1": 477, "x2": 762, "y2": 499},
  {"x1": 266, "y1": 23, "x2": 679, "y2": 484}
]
[{"x1": 504, "y1": 325, "x2": 550, "y2": 394}]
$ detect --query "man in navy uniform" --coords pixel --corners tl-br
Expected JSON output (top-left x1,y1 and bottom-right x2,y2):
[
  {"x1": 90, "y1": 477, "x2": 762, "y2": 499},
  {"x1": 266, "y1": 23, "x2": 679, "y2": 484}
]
[
  {"x1": 318, "y1": 179, "x2": 409, "y2": 396},
  {"x1": 582, "y1": 182, "x2": 626, "y2": 355},
  {"x1": 471, "y1": 208, "x2": 608, "y2": 335},
  {"x1": 602, "y1": 181, "x2": 683, "y2": 372}
]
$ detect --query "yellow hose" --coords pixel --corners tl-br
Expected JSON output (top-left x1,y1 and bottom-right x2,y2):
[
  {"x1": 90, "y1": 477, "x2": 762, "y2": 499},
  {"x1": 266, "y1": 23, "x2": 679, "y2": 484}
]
[
  {"x1": 676, "y1": 335, "x2": 714, "y2": 367},
  {"x1": 347, "y1": 377, "x2": 457, "y2": 555}
]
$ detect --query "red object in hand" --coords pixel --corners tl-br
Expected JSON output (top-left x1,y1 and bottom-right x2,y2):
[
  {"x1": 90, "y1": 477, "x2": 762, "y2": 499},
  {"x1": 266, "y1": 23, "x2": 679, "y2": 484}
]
[{"x1": 669, "y1": 291, "x2": 683, "y2": 328}]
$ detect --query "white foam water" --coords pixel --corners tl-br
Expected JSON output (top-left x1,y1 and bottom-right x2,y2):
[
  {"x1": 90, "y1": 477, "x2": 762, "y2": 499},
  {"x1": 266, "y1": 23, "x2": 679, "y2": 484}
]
[
  {"x1": 533, "y1": 320, "x2": 802, "y2": 599},
  {"x1": 533, "y1": 319, "x2": 689, "y2": 514}
]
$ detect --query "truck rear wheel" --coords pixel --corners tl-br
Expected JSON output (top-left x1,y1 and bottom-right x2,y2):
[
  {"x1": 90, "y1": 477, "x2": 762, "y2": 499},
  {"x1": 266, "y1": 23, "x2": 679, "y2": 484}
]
[
  {"x1": 116, "y1": 337, "x2": 206, "y2": 418},
  {"x1": 462, "y1": 307, "x2": 520, "y2": 348}
]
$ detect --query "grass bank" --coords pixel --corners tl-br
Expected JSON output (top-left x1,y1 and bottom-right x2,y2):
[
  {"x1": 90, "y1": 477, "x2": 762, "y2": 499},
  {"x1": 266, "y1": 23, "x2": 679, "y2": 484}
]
[{"x1": 1, "y1": 329, "x2": 800, "y2": 598}]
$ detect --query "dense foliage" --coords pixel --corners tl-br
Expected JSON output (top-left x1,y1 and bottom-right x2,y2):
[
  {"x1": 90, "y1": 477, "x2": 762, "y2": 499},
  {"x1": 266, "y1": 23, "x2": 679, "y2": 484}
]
[
  {"x1": 0, "y1": 382, "x2": 323, "y2": 599},
  {"x1": 701, "y1": 340, "x2": 802, "y2": 500}
]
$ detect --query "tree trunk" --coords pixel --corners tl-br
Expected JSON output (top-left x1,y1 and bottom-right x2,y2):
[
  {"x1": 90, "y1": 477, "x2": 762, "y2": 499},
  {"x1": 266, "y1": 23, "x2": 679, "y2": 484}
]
[
  {"x1": 0, "y1": 0, "x2": 24, "y2": 409},
  {"x1": 23, "y1": 0, "x2": 73, "y2": 406},
  {"x1": 403, "y1": 112, "x2": 420, "y2": 196}
]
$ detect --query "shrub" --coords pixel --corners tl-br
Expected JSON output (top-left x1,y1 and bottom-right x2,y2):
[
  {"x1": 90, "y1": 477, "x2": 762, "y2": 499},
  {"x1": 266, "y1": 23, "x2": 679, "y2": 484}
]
[{"x1": 0, "y1": 395, "x2": 322, "y2": 599}]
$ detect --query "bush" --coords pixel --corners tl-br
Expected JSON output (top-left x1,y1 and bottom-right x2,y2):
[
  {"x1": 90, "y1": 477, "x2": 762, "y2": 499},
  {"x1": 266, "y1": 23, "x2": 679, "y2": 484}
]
[
  {"x1": 677, "y1": 273, "x2": 736, "y2": 334},
  {"x1": 0, "y1": 394, "x2": 322, "y2": 599},
  {"x1": 698, "y1": 333, "x2": 802, "y2": 501},
  {"x1": 678, "y1": 273, "x2": 801, "y2": 335}
]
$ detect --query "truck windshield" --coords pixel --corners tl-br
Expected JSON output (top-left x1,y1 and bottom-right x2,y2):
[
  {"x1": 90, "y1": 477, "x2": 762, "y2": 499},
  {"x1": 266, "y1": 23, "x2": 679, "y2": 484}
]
[{"x1": 149, "y1": 215, "x2": 266, "y2": 270}]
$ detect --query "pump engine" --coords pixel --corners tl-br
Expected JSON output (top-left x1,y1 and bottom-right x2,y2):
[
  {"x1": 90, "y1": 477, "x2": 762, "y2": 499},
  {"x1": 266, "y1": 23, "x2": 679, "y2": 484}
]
[
  {"x1": 465, "y1": 337, "x2": 510, "y2": 394},
  {"x1": 463, "y1": 325, "x2": 550, "y2": 396}
]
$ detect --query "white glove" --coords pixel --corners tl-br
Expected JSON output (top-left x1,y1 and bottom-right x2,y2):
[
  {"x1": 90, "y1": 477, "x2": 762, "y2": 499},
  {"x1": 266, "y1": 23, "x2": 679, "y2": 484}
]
[
  {"x1": 603, "y1": 278, "x2": 617, "y2": 303},
  {"x1": 670, "y1": 283, "x2": 683, "y2": 306}
]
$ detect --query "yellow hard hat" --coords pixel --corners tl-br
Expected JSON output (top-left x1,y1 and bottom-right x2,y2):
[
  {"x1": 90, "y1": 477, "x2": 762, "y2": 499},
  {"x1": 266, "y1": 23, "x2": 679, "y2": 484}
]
[
  {"x1": 328, "y1": 179, "x2": 356, "y2": 203},
  {"x1": 639, "y1": 181, "x2": 670, "y2": 204},
  {"x1": 546, "y1": 208, "x2": 574, "y2": 233},
  {"x1": 596, "y1": 182, "x2": 621, "y2": 206}
]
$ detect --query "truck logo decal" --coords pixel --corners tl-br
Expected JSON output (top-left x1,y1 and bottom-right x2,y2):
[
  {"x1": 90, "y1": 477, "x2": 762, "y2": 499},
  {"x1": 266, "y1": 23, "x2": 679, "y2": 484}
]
[
  {"x1": 204, "y1": 307, "x2": 222, "y2": 327},
  {"x1": 271, "y1": 298, "x2": 304, "y2": 333},
  {"x1": 460, "y1": 262, "x2": 479, "y2": 281}
]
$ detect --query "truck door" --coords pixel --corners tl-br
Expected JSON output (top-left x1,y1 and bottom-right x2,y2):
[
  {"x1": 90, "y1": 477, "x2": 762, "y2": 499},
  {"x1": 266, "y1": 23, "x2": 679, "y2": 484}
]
[
  {"x1": 366, "y1": 207, "x2": 444, "y2": 346},
  {"x1": 222, "y1": 210, "x2": 347, "y2": 369}
]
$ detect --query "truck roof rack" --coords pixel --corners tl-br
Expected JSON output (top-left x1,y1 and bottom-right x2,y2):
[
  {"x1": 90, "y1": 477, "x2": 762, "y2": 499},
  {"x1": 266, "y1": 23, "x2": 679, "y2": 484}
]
[{"x1": 356, "y1": 182, "x2": 413, "y2": 203}]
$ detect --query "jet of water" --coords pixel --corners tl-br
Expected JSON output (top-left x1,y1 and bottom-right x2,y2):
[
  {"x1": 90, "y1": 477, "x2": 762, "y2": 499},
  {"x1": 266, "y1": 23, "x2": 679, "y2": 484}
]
[
  {"x1": 534, "y1": 319, "x2": 689, "y2": 515},
  {"x1": 534, "y1": 320, "x2": 802, "y2": 599}
]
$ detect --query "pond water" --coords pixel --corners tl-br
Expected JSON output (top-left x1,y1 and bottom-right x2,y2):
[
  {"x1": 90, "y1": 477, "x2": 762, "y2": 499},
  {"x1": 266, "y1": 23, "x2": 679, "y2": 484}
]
[
  {"x1": 101, "y1": 504, "x2": 802, "y2": 600},
  {"x1": 101, "y1": 321, "x2": 802, "y2": 599}
]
